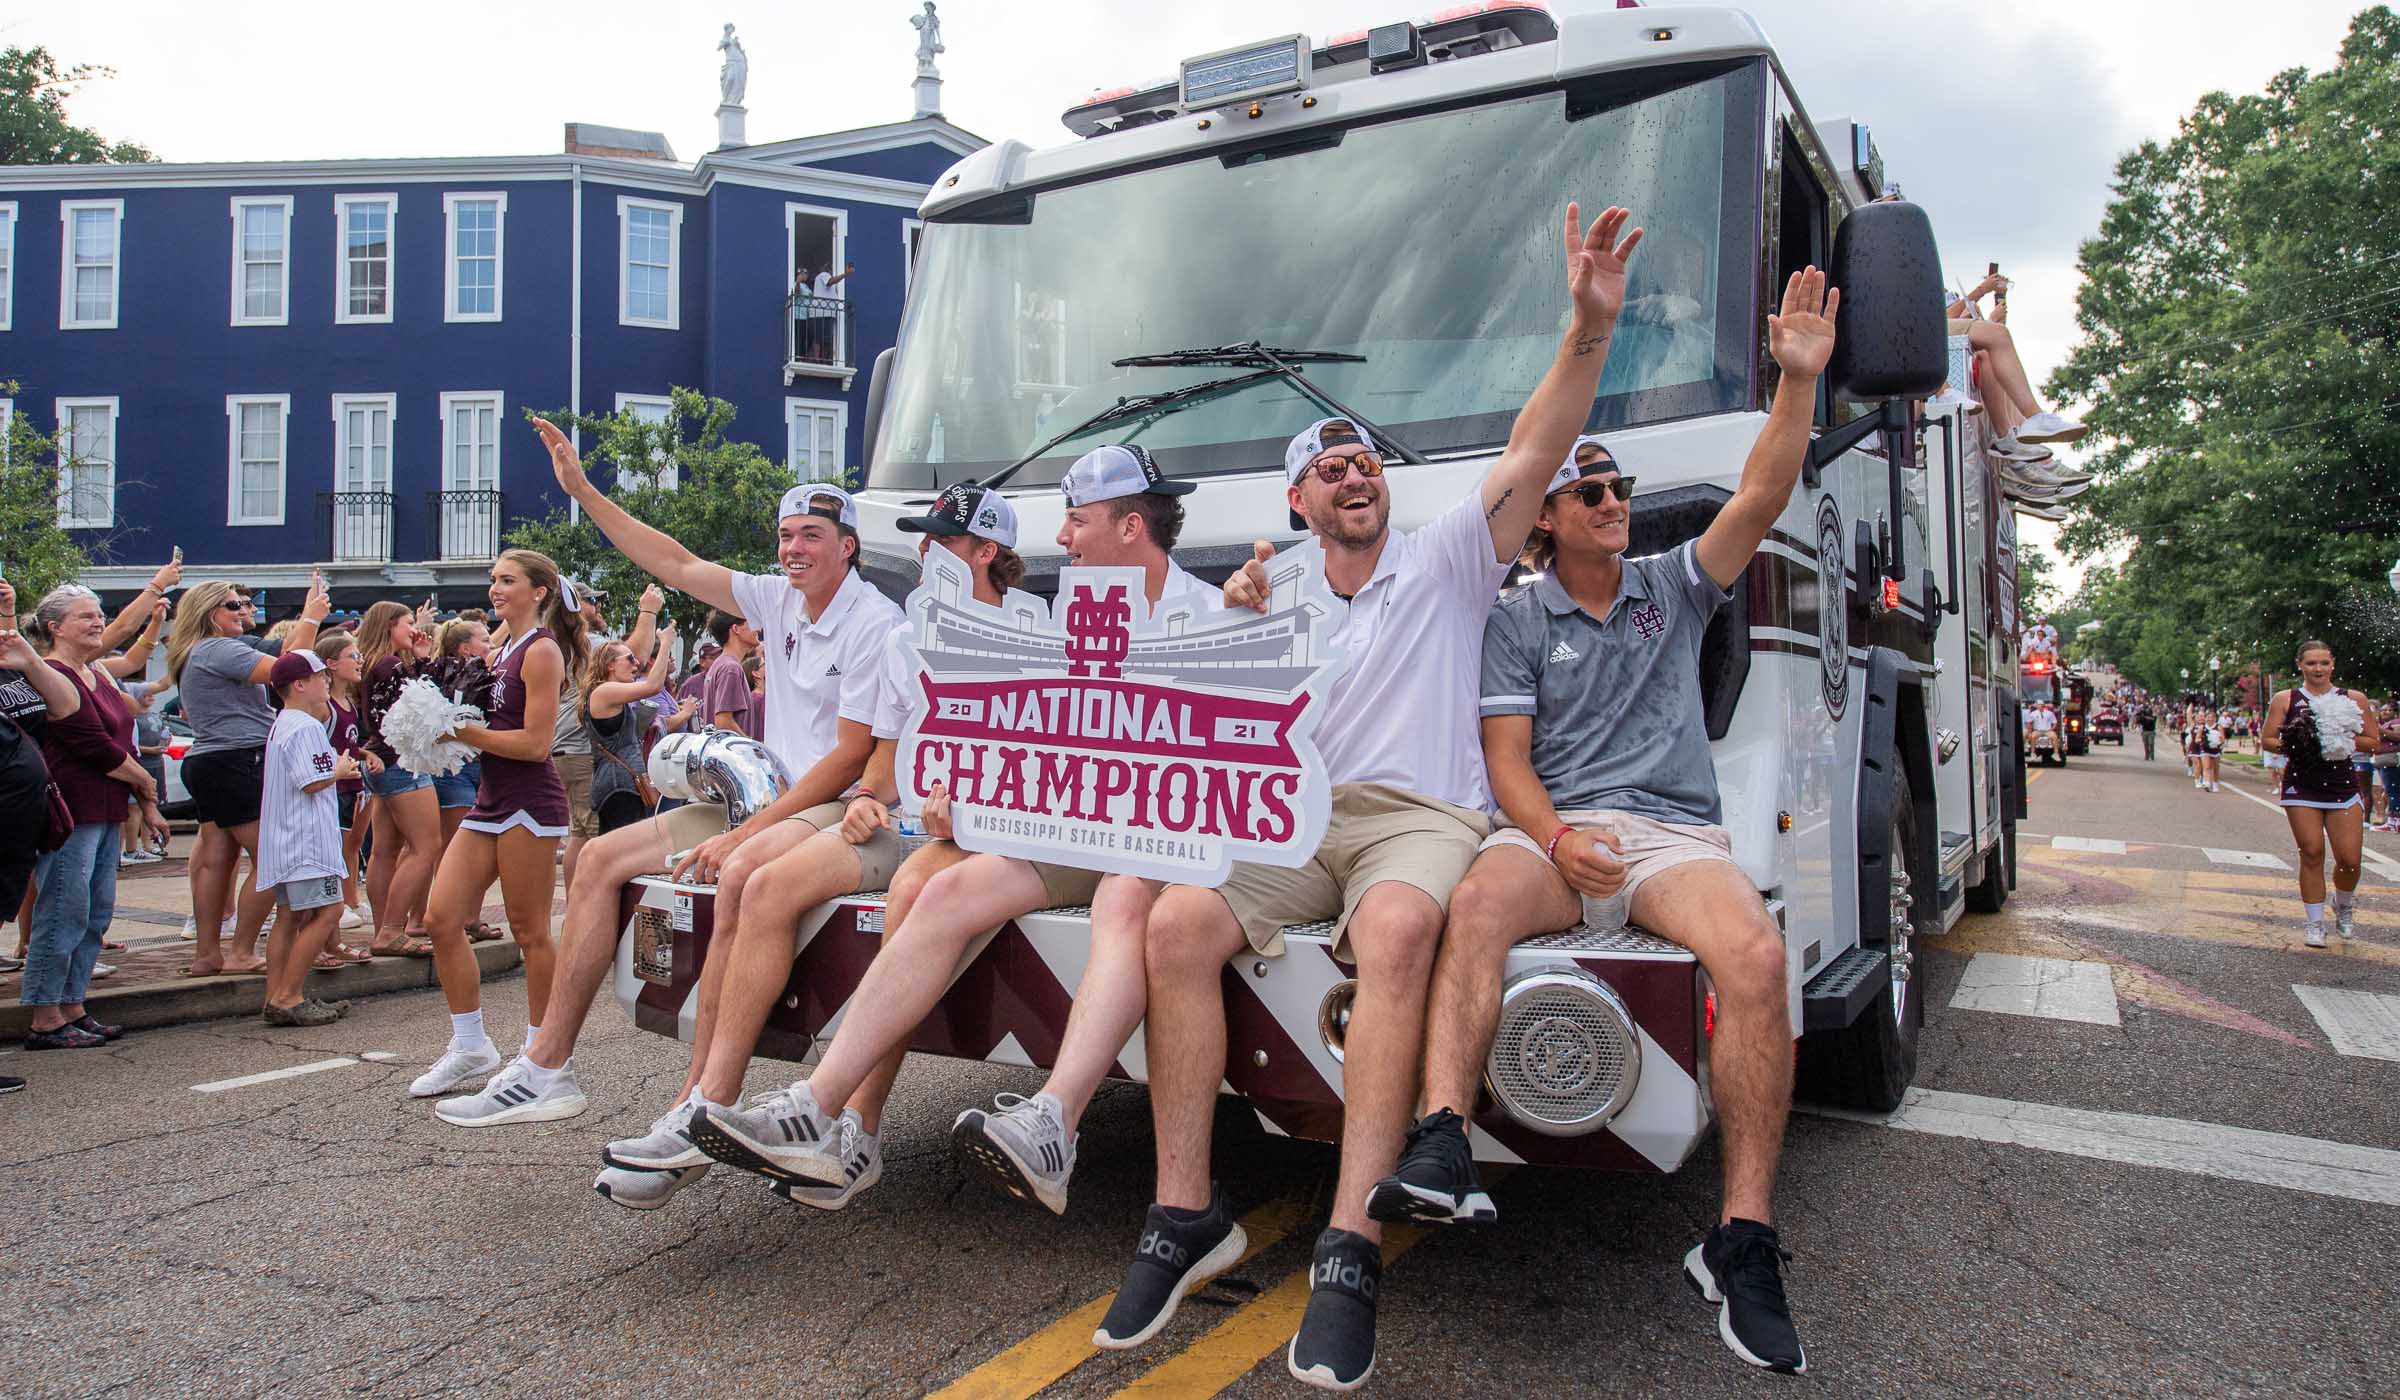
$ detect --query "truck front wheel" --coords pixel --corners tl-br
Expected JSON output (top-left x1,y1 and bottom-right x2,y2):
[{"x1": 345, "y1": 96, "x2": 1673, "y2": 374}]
[{"x1": 1797, "y1": 786, "x2": 1928, "y2": 1111}]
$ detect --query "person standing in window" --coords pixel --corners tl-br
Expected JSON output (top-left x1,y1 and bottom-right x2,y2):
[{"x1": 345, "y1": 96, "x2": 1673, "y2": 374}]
[
  {"x1": 22, "y1": 587, "x2": 167, "y2": 1050},
  {"x1": 811, "y1": 262, "x2": 854, "y2": 362}
]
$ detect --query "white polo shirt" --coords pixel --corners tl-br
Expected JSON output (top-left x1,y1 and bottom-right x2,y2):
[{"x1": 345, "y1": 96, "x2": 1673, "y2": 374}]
[
  {"x1": 728, "y1": 567, "x2": 901, "y2": 776},
  {"x1": 1283, "y1": 493, "x2": 1514, "y2": 810}
]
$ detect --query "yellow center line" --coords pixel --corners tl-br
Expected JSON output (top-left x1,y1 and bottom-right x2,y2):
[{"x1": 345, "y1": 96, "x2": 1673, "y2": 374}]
[
  {"x1": 927, "y1": 1196, "x2": 1315, "y2": 1400},
  {"x1": 1106, "y1": 1226, "x2": 1427, "y2": 1398}
]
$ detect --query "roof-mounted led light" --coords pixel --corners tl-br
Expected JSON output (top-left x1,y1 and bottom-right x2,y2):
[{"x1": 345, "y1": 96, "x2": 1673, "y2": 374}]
[{"x1": 1180, "y1": 34, "x2": 1312, "y2": 112}]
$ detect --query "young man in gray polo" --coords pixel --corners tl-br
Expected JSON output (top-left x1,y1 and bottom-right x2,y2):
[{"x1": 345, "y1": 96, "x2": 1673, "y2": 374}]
[{"x1": 1367, "y1": 267, "x2": 1840, "y2": 1376}]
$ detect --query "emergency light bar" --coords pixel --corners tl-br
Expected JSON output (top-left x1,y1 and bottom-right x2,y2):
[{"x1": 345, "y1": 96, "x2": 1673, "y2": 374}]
[{"x1": 1180, "y1": 35, "x2": 1312, "y2": 110}]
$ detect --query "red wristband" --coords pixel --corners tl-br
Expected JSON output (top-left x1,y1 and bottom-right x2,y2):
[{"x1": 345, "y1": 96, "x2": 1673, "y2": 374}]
[{"x1": 1544, "y1": 824, "x2": 1575, "y2": 863}]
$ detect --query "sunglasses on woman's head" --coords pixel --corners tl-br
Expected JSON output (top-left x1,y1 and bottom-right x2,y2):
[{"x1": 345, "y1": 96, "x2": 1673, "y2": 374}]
[
  {"x1": 1306, "y1": 450, "x2": 1384, "y2": 484},
  {"x1": 1558, "y1": 476, "x2": 1636, "y2": 508}
]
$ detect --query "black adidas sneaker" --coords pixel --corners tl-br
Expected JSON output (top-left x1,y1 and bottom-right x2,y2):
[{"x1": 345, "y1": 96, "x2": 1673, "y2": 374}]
[
  {"x1": 1288, "y1": 1228, "x2": 1382, "y2": 1391},
  {"x1": 1366, "y1": 1108, "x2": 1495, "y2": 1225},
  {"x1": 1092, "y1": 1192, "x2": 1247, "y2": 1350},
  {"x1": 1683, "y1": 1218, "x2": 1808, "y2": 1373}
]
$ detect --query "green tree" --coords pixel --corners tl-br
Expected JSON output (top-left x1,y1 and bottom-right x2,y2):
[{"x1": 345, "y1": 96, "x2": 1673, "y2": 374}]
[
  {"x1": 2049, "y1": 6, "x2": 2400, "y2": 693},
  {"x1": 505, "y1": 389, "x2": 795, "y2": 641},
  {"x1": 0, "y1": 48, "x2": 155, "y2": 165},
  {"x1": 0, "y1": 382, "x2": 91, "y2": 598},
  {"x1": 2016, "y1": 540, "x2": 2060, "y2": 616}
]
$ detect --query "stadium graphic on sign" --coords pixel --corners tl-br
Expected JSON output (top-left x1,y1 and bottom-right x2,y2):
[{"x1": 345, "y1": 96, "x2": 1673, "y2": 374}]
[{"x1": 896, "y1": 549, "x2": 1347, "y2": 886}]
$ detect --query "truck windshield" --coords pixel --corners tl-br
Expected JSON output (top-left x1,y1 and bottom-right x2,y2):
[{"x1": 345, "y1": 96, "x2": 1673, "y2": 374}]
[{"x1": 873, "y1": 62, "x2": 1764, "y2": 492}]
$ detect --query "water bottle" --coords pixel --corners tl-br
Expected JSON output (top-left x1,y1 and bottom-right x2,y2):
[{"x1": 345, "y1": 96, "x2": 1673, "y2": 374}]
[{"x1": 894, "y1": 809, "x2": 930, "y2": 856}]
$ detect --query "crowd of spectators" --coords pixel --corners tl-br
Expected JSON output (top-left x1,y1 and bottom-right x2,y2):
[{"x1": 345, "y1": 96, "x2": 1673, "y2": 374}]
[{"x1": 0, "y1": 558, "x2": 743, "y2": 1091}]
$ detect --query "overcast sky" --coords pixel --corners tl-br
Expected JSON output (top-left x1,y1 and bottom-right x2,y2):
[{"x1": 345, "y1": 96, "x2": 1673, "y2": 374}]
[{"x1": 11, "y1": 0, "x2": 2371, "y2": 587}]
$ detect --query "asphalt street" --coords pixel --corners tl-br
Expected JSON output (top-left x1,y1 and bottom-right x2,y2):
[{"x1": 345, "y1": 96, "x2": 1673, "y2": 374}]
[{"x1": 7, "y1": 742, "x2": 2398, "y2": 1399}]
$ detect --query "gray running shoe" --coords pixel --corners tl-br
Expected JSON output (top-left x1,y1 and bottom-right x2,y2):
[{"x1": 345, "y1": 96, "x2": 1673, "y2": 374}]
[
  {"x1": 772, "y1": 1111, "x2": 882, "y2": 1210},
  {"x1": 263, "y1": 1000, "x2": 340, "y2": 1027},
  {"x1": 604, "y1": 1096, "x2": 715, "y2": 1172},
  {"x1": 408, "y1": 1041, "x2": 504, "y2": 1098},
  {"x1": 2335, "y1": 906, "x2": 2356, "y2": 940},
  {"x1": 954, "y1": 1091, "x2": 1076, "y2": 1216},
  {"x1": 683, "y1": 1081, "x2": 842, "y2": 1185},
  {"x1": 594, "y1": 1163, "x2": 708, "y2": 1211},
  {"x1": 435, "y1": 1057, "x2": 589, "y2": 1127}
]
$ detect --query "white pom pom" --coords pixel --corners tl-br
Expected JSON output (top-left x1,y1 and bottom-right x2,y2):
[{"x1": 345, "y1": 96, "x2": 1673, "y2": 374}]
[
  {"x1": 2313, "y1": 690, "x2": 2365, "y2": 763},
  {"x1": 383, "y1": 677, "x2": 484, "y2": 777}
]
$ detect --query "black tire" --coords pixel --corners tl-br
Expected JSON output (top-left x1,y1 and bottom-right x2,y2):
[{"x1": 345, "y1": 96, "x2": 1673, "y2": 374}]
[
  {"x1": 1797, "y1": 782, "x2": 1928, "y2": 1111},
  {"x1": 1964, "y1": 820, "x2": 2010, "y2": 914}
]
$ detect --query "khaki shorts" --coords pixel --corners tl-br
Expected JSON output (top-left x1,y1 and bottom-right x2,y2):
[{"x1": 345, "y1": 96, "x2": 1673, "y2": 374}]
[
  {"x1": 556, "y1": 753, "x2": 598, "y2": 837},
  {"x1": 1483, "y1": 809, "x2": 1737, "y2": 918},
  {"x1": 652, "y1": 799, "x2": 851, "y2": 853},
  {"x1": 1025, "y1": 860, "x2": 1104, "y2": 910},
  {"x1": 1213, "y1": 783, "x2": 1489, "y2": 961}
]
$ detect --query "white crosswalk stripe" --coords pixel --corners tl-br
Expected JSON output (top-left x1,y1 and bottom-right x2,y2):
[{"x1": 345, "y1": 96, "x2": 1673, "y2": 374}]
[
  {"x1": 1949, "y1": 953, "x2": 2121, "y2": 1026},
  {"x1": 2204, "y1": 847, "x2": 2292, "y2": 871},
  {"x1": 2293, "y1": 987, "x2": 2400, "y2": 1062},
  {"x1": 2049, "y1": 836, "x2": 2128, "y2": 854}
]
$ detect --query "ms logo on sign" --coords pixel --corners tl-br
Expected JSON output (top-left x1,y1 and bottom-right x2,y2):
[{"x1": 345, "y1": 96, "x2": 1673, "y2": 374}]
[{"x1": 896, "y1": 550, "x2": 1349, "y2": 886}]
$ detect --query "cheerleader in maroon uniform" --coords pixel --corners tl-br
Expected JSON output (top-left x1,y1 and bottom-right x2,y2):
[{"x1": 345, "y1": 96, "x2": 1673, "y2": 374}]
[
  {"x1": 2263, "y1": 640, "x2": 2374, "y2": 948},
  {"x1": 409, "y1": 550, "x2": 590, "y2": 1099}
]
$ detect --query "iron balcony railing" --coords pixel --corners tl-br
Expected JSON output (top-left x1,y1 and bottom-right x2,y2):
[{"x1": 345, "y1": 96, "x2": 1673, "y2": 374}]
[
  {"x1": 786, "y1": 291, "x2": 855, "y2": 370},
  {"x1": 428, "y1": 488, "x2": 505, "y2": 561},
  {"x1": 320, "y1": 490, "x2": 396, "y2": 564}
]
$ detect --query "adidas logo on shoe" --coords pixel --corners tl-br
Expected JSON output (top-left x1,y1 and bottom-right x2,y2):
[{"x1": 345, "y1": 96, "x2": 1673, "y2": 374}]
[
  {"x1": 1135, "y1": 1228, "x2": 1190, "y2": 1269},
  {"x1": 1549, "y1": 640, "x2": 1581, "y2": 663}
]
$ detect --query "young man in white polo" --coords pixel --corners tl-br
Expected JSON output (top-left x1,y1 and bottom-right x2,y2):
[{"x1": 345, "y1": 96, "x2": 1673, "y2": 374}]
[
  {"x1": 598, "y1": 482, "x2": 1028, "y2": 1209},
  {"x1": 685, "y1": 444, "x2": 1215, "y2": 1215},
  {"x1": 433, "y1": 419, "x2": 897, "y2": 1144},
  {"x1": 1367, "y1": 268, "x2": 1839, "y2": 1376},
  {"x1": 1097, "y1": 205, "x2": 1644, "y2": 1392}
]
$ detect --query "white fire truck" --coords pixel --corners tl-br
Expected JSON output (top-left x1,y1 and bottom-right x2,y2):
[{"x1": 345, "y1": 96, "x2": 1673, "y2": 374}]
[{"x1": 616, "y1": 1, "x2": 2026, "y2": 1171}]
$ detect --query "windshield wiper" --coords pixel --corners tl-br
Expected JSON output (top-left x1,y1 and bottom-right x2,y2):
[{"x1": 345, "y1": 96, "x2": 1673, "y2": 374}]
[
  {"x1": 1115, "y1": 341, "x2": 1427, "y2": 466},
  {"x1": 976, "y1": 367, "x2": 1288, "y2": 490},
  {"x1": 974, "y1": 340, "x2": 1424, "y2": 492}
]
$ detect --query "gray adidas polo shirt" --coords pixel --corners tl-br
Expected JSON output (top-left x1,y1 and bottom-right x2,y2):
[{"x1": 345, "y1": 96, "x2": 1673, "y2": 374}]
[{"x1": 1479, "y1": 539, "x2": 1732, "y2": 826}]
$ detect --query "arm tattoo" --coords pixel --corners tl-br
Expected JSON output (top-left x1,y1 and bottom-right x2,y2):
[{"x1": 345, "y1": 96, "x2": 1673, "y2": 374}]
[
  {"x1": 1572, "y1": 331, "x2": 1608, "y2": 357},
  {"x1": 1485, "y1": 487, "x2": 1514, "y2": 521}
]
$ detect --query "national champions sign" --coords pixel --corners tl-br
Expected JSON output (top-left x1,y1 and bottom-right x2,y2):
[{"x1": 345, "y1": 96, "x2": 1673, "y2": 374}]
[{"x1": 895, "y1": 549, "x2": 1347, "y2": 886}]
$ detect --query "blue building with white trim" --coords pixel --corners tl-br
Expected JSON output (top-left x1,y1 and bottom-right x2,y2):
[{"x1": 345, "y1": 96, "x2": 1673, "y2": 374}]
[{"x1": 0, "y1": 85, "x2": 982, "y2": 610}]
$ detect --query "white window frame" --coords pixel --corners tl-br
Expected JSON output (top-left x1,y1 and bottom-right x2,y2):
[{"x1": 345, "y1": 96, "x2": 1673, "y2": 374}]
[
  {"x1": 438, "y1": 390, "x2": 506, "y2": 559},
  {"x1": 228, "y1": 195, "x2": 294, "y2": 328},
  {"x1": 334, "y1": 192, "x2": 397, "y2": 325},
  {"x1": 617, "y1": 196, "x2": 683, "y2": 329},
  {"x1": 54, "y1": 396, "x2": 119, "y2": 528},
  {"x1": 784, "y1": 398, "x2": 849, "y2": 485},
  {"x1": 613, "y1": 392, "x2": 678, "y2": 490},
  {"x1": 330, "y1": 392, "x2": 398, "y2": 562},
  {"x1": 785, "y1": 201, "x2": 852, "y2": 366},
  {"x1": 442, "y1": 191, "x2": 507, "y2": 324},
  {"x1": 59, "y1": 198, "x2": 124, "y2": 331},
  {"x1": 224, "y1": 393, "x2": 291, "y2": 526},
  {"x1": 0, "y1": 202, "x2": 16, "y2": 331}
]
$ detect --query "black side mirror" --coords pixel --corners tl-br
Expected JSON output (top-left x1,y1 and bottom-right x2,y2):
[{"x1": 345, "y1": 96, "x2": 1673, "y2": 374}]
[{"x1": 1827, "y1": 201, "x2": 1946, "y2": 401}]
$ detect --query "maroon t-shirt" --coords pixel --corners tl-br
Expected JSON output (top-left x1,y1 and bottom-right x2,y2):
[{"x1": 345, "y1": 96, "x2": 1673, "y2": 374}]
[
  {"x1": 359, "y1": 653, "x2": 423, "y2": 766},
  {"x1": 700, "y1": 654, "x2": 757, "y2": 739},
  {"x1": 42, "y1": 661, "x2": 136, "y2": 825}
]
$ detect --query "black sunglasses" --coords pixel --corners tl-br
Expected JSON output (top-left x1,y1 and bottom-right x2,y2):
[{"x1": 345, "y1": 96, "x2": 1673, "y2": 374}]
[
  {"x1": 1556, "y1": 476, "x2": 1636, "y2": 508},
  {"x1": 220, "y1": 597, "x2": 252, "y2": 611}
]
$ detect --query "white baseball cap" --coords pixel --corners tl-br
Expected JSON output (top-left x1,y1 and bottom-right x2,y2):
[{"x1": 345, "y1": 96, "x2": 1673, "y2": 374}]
[
  {"x1": 1545, "y1": 434, "x2": 1622, "y2": 495},
  {"x1": 1061, "y1": 444, "x2": 1197, "y2": 507},
  {"x1": 898, "y1": 482, "x2": 1019, "y2": 548},
  {"x1": 778, "y1": 482, "x2": 858, "y2": 529},
  {"x1": 1284, "y1": 418, "x2": 1381, "y2": 484}
]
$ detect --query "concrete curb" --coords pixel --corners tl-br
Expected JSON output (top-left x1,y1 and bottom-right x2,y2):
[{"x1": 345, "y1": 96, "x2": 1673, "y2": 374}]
[{"x1": 3, "y1": 940, "x2": 523, "y2": 1039}]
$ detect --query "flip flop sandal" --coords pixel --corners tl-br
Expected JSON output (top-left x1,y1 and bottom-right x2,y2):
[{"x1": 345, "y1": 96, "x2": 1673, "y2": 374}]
[
  {"x1": 332, "y1": 943, "x2": 375, "y2": 964},
  {"x1": 103, "y1": 939, "x2": 128, "y2": 952},
  {"x1": 466, "y1": 922, "x2": 502, "y2": 943},
  {"x1": 310, "y1": 954, "x2": 348, "y2": 971},
  {"x1": 396, "y1": 938, "x2": 438, "y2": 959}
]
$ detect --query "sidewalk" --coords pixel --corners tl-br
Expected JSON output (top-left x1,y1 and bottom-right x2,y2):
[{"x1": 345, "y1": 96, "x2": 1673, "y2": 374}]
[{"x1": 0, "y1": 829, "x2": 534, "y2": 1038}]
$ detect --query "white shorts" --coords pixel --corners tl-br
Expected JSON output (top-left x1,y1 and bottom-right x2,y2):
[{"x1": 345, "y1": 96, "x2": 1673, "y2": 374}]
[
  {"x1": 276, "y1": 875, "x2": 345, "y2": 912},
  {"x1": 1483, "y1": 809, "x2": 1737, "y2": 928}
]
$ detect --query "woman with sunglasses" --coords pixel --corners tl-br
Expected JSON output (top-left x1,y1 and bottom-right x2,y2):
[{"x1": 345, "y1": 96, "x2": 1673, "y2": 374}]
[{"x1": 166, "y1": 577, "x2": 330, "y2": 977}]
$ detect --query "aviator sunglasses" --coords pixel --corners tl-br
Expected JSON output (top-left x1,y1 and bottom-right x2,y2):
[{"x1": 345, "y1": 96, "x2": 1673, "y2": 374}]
[{"x1": 1305, "y1": 450, "x2": 1384, "y2": 484}]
